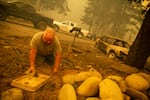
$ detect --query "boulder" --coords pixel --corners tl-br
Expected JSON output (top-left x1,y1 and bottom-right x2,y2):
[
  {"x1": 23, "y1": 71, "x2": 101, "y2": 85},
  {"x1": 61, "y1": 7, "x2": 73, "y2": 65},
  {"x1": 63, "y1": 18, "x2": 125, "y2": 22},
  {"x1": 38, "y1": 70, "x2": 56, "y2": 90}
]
[
  {"x1": 58, "y1": 84, "x2": 77, "y2": 100},
  {"x1": 106, "y1": 75, "x2": 127, "y2": 93},
  {"x1": 77, "y1": 76, "x2": 101, "y2": 97},
  {"x1": 74, "y1": 68, "x2": 102, "y2": 82},
  {"x1": 125, "y1": 74, "x2": 149, "y2": 91},
  {"x1": 86, "y1": 97, "x2": 100, "y2": 100},
  {"x1": 62, "y1": 74, "x2": 76, "y2": 84},
  {"x1": 99, "y1": 79, "x2": 123, "y2": 100},
  {"x1": 137, "y1": 72, "x2": 150, "y2": 85},
  {"x1": 1, "y1": 88, "x2": 23, "y2": 100}
]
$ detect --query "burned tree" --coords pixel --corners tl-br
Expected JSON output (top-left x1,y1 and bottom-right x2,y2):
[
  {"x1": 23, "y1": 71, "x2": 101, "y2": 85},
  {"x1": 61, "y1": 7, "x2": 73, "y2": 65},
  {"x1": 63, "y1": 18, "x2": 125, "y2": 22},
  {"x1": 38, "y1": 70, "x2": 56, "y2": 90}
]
[{"x1": 125, "y1": 9, "x2": 150, "y2": 69}]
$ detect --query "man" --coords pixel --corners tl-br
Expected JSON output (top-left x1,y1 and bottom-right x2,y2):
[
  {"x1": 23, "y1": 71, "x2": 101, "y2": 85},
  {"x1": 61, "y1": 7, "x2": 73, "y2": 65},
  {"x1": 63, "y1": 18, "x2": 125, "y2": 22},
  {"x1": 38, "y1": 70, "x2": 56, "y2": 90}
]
[{"x1": 27, "y1": 27, "x2": 62, "y2": 73}]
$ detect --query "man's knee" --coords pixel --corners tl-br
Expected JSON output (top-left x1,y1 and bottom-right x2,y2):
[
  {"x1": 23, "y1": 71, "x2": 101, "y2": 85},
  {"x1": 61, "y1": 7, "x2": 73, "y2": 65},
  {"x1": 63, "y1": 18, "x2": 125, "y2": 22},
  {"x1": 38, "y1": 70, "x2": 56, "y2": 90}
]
[{"x1": 35, "y1": 55, "x2": 45, "y2": 67}]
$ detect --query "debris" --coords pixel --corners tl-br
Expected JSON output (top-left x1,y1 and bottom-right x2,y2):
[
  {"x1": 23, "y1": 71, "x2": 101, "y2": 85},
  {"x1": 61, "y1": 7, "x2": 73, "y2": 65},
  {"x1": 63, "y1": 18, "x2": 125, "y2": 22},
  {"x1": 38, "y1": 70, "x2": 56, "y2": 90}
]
[
  {"x1": 75, "y1": 65, "x2": 83, "y2": 70},
  {"x1": 13, "y1": 47, "x2": 25, "y2": 67},
  {"x1": 126, "y1": 87, "x2": 149, "y2": 100},
  {"x1": 3, "y1": 46, "x2": 11, "y2": 48},
  {"x1": 11, "y1": 73, "x2": 50, "y2": 92},
  {"x1": 1, "y1": 88, "x2": 23, "y2": 100},
  {"x1": 70, "y1": 47, "x2": 82, "y2": 53}
]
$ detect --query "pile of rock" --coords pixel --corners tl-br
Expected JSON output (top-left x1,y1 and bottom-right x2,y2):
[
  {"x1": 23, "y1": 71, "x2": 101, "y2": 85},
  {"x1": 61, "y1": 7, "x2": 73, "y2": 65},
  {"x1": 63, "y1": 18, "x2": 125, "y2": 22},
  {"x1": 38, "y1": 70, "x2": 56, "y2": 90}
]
[{"x1": 58, "y1": 68, "x2": 150, "y2": 100}]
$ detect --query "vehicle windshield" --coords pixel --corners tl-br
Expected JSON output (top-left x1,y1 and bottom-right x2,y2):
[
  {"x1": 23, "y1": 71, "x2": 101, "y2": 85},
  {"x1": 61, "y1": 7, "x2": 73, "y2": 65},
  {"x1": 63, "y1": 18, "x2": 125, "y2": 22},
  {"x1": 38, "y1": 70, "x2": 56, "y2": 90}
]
[
  {"x1": 124, "y1": 42, "x2": 130, "y2": 49},
  {"x1": 10, "y1": 2, "x2": 35, "y2": 13}
]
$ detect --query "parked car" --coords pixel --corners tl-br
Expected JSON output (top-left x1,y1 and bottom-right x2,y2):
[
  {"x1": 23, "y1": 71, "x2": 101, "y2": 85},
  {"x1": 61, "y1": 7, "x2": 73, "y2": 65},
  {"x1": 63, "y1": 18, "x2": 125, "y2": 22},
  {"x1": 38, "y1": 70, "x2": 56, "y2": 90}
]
[
  {"x1": 86, "y1": 33, "x2": 97, "y2": 40},
  {"x1": 95, "y1": 35, "x2": 131, "y2": 60},
  {"x1": 69, "y1": 26, "x2": 89, "y2": 38},
  {"x1": 53, "y1": 20, "x2": 89, "y2": 38},
  {"x1": 0, "y1": 1, "x2": 53, "y2": 30},
  {"x1": 53, "y1": 20, "x2": 76, "y2": 32},
  {"x1": 141, "y1": 0, "x2": 150, "y2": 11}
]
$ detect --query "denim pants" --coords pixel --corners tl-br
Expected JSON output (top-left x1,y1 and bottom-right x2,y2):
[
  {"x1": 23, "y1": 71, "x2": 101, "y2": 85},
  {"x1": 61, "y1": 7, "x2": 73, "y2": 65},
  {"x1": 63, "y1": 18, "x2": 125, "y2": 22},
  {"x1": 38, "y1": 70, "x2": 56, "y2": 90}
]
[{"x1": 35, "y1": 54, "x2": 55, "y2": 67}]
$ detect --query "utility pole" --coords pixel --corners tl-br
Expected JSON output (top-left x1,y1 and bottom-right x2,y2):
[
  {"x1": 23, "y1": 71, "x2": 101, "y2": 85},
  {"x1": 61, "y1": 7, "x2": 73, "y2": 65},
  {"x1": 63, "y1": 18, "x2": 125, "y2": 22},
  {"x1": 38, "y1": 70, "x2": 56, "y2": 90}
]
[{"x1": 72, "y1": 31, "x2": 79, "y2": 47}]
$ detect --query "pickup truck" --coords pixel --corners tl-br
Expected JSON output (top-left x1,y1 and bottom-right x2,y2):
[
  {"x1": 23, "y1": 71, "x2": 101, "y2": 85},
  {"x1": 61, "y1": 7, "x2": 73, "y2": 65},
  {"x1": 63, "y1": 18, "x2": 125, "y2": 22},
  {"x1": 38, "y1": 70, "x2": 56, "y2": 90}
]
[
  {"x1": 0, "y1": 1, "x2": 53, "y2": 30},
  {"x1": 53, "y1": 20, "x2": 89, "y2": 38}
]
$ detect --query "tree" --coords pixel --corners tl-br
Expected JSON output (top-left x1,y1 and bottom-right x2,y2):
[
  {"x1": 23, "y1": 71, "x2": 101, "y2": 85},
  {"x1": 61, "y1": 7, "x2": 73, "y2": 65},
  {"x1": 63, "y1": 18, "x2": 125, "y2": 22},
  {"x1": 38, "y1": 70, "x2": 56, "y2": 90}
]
[
  {"x1": 125, "y1": 9, "x2": 150, "y2": 69},
  {"x1": 81, "y1": 0, "x2": 133, "y2": 37},
  {"x1": 80, "y1": 0, "x2": 100, "y2": 29},
  {"x1": 20, "y1": 0, "x2": 70, "y2": 14}
]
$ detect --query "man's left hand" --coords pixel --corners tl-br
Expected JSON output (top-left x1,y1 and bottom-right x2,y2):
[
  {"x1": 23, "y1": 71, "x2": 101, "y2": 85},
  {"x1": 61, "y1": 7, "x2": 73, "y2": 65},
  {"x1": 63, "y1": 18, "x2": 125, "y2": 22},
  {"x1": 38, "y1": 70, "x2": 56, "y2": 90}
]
[{"x1": 53, "y1": 66, "x2": 59, "y2": 73}]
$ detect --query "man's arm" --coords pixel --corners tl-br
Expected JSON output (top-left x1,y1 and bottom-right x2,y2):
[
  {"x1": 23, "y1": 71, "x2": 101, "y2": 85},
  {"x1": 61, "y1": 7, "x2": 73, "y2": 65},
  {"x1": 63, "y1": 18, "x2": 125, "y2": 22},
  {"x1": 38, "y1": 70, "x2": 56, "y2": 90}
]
[
  {"x1": 53, "y1": 52, "x2": 61, "y2": 73},
  {"x1": 29, "y1": 48, "x2": 37, "y2": 72}
]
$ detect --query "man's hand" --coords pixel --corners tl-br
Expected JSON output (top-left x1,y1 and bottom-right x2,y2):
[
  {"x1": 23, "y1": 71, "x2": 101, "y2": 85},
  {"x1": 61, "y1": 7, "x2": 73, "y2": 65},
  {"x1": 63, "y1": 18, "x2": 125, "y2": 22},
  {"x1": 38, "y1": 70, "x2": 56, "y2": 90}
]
[
  {"x1": 29, "y1": 66, "x2": 35, "y2": 72},
  {"x1": 25, "y1": 66, "x2": 35, "y2": 74},
  {"x1": 53, "y1": 52, "x2": 61, "y2": 74},
  {"x1": 53, "y1": 66, "x2": 59, "y2": 73}
]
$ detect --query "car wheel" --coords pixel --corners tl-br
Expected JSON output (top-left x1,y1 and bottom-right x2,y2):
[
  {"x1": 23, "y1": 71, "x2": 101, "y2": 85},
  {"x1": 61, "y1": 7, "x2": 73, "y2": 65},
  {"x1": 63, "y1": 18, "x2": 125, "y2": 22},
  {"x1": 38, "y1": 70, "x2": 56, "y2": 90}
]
[
  {"x1": 108, "y1": 51, "x2": 116, "y2": 59},
  {"x1": 33, "y1": 23, "x2": 38, "y2": 28},
  {"x1": 78, "y1": 32, "x2": 83, "y2": 38},
  {"x1": 0, "y1": 9, "x2": 7, "y2": 20},
  {"x1": 37, "y1": 21, "x2": 47, "y2": 30},
  {"x1": 91, "y1": 37, "x2": 95, "y2": 41},
  {"x1": 94, "y1": 42, "x2": 99, "y2": 48},
  {"x1": 120, "y1": 53, "x2": 127, "y2": 61},
  {"x1": 121, "y1": 55, "x2": 127, "y2": 61},
  {"x1": 52, "y1": 24, "x2": 59, "y2": 32}
]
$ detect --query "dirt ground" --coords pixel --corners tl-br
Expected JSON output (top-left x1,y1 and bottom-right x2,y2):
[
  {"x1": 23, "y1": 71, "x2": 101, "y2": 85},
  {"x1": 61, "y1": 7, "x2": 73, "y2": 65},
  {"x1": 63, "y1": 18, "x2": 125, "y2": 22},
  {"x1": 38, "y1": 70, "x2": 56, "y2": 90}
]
[{"x1": 0, "y1": 17, "x2": 150, "y2": 100}]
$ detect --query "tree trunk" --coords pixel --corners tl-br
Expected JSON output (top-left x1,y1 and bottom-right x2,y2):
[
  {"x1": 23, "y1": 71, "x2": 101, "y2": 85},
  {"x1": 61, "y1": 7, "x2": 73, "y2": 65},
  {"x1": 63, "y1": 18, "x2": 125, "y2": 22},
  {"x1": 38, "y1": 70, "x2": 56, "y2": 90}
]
[{"x1": 125, "y1": 9, "x2": 150, "y2": 69}]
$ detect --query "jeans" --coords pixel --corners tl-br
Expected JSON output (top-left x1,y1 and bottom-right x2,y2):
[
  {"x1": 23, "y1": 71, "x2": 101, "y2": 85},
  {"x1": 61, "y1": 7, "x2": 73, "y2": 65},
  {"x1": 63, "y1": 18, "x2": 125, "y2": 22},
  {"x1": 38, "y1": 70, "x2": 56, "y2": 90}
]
[{"x1": 35, "y1": 54, "x2": 55, "y2": 67}]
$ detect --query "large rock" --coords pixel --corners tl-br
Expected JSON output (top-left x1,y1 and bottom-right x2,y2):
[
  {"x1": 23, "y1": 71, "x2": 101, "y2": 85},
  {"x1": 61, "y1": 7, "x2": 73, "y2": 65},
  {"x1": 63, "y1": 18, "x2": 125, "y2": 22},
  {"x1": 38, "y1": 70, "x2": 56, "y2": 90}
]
[
  {"x1": 74, "y1": 68, "x2": 102, "y2": 82},
  {"x1": 77, "y1": 76, "x2": 102, "y2": 97},
  {"x1": 137, "y1": 72, "x2": 150, "y2": 86},
  {"x1": 99, "y1": 79, "x2": 123, "y2": 100},
  {"x1": 62, "y1": 74, "x2": 76, "y2": 84},
  {"x1": 62, "y1": 68, "x2": 102, "y2": 85},
  {"x1": 58, "y1": 84, "x2": 77, "y2": 100},
  {"x1": 106, "y1": 75, "x2": 124, "y2": 82},
  {"x1": 1, "y1": 88, "x2": 23, "y2": 100},
  {"x1": 125, "y1": 74, "x2": 149, "y2": 91},
  {"x1": 86, "y1": 97, "x2": 100, "y2": 100},
  {"x1": 106, "y1": 75, "x2": 127, "y2": 93}
]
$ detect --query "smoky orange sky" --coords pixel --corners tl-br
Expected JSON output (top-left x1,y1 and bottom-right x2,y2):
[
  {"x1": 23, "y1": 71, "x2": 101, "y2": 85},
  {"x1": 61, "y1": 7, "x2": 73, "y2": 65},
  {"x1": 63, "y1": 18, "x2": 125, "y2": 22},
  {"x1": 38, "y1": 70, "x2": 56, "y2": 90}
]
[{"x1": 45, "y1": 0, "x2": 88, "y2": 29}]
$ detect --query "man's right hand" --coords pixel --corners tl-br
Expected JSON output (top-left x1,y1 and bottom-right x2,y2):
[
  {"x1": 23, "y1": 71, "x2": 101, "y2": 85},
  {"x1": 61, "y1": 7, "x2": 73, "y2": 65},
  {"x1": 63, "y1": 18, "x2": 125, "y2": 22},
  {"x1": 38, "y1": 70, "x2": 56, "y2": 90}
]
[
  {"x1": 29, "y1": 66, "x2": 35, "y2": 72},
  {"x1": 25, "y1": 66, "x2": 35, "y2": 74}
]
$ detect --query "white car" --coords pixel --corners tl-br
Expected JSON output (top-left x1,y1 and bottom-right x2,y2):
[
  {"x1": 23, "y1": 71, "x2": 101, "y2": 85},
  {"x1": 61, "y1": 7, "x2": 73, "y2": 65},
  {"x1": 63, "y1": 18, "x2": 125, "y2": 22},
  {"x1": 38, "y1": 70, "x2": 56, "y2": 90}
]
[
  {"x1": 96, "y1": 35, "x2": 131, "y2": 60},
  {"x1": 53, "y1": 21, "x2": 77, "y2": 32},
  {"x1": 53, "y1": 20, "x2": 89, "y2": 38},
  {"x1": 141, "y1": 0, "x2": 150, "y2": 10}
]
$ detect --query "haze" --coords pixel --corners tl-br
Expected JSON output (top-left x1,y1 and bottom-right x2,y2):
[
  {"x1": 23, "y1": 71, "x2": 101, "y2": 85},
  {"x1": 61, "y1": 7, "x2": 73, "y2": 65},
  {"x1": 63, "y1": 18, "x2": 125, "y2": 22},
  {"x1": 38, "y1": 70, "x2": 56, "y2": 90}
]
[{"x1": 42, "y1": 0, "x2": 88, "y2": 29}]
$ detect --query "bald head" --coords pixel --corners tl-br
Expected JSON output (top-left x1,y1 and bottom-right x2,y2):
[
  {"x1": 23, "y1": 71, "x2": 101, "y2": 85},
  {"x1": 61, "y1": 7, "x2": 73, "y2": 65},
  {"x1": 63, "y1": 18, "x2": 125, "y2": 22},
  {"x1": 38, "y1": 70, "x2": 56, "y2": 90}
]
[{"x1": 43, "y1": 27, "x2": 55, "y2": 45}]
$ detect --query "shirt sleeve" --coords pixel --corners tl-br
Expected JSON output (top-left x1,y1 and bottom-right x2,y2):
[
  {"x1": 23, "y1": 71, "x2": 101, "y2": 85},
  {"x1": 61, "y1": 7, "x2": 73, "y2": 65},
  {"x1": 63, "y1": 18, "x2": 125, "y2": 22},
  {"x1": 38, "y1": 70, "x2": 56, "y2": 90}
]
[
  {"x1": 30, "y1": 34, "x2": 38, "y2": 49},
  {"x1": 54, "y1": 36, "x2": 62, "y2": 54}
]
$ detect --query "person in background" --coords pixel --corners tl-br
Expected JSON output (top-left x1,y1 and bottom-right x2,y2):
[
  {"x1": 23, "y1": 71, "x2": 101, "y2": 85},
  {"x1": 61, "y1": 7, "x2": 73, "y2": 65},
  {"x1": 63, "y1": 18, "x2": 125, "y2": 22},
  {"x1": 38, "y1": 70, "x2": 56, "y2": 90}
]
[{"x1": 27, "y1": 27, "x2": 62, "y2": 74}]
